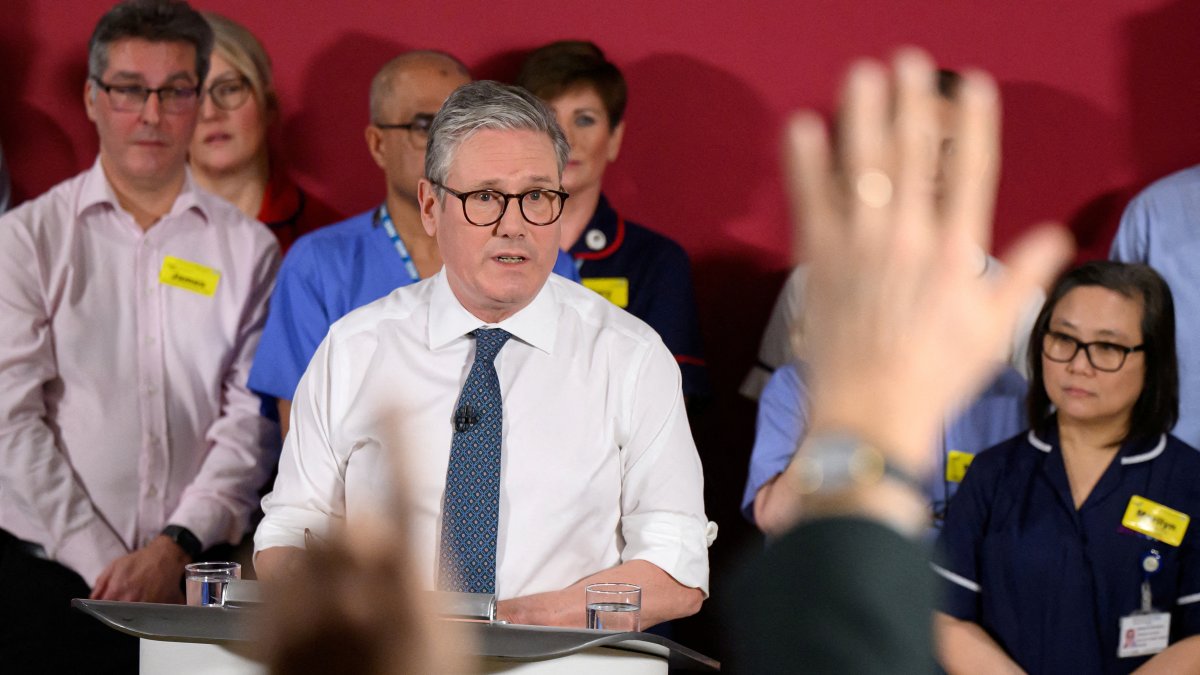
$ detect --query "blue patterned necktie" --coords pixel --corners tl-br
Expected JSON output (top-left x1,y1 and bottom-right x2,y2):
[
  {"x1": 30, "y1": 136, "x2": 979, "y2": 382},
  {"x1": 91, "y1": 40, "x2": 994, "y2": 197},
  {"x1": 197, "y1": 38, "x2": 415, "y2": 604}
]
[{"x1": 438, "y1": 327, "x2": 512, "y2": 593}]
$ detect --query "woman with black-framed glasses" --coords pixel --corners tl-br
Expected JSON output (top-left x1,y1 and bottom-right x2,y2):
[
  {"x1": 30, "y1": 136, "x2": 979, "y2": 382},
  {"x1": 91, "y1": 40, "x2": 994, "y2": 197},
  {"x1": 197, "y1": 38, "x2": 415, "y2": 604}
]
[
  {"x1": 188, "y1": 12, "x2": 338, "y2": 253},
  {"x1": 935, "y1": 261, "x2": 1200, "y2": 674}
]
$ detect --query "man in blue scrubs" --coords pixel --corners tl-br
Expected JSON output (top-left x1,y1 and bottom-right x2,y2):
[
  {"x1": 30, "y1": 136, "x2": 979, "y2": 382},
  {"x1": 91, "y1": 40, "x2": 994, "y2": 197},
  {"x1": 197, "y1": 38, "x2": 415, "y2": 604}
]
[
  {"x1": 1111, "y1": 166, "x2": 1200, "y2": 449},
  {"x1": 742, "y1": 363, "x2": 1028, "y2": 536},
  {"x1": 248, "y1": 53, "x2": 576, "y2": 434}
]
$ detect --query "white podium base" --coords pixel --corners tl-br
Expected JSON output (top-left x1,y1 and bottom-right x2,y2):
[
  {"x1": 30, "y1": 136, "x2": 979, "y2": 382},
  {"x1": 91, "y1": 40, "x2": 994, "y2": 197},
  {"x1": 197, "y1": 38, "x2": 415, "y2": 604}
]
[{"x1": 141, "y1": 640, "x2": 668, "y2": 674}]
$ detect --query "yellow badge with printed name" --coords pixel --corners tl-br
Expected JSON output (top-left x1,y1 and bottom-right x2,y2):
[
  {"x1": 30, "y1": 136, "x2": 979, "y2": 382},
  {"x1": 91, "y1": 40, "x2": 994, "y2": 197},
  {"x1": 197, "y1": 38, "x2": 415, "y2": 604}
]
[
  {"x1": 159, "y1": 256, "x2": 220, "y2": 297},
  {"x1": 1122, "y1": 495, "x2": 1189, "y2": 547},
  {"x1": 945, "y1": 450, "x2": 975, "y2": 483},
  {"x1": 582, "y1": 277, "x2": 629, "y2": 308}
]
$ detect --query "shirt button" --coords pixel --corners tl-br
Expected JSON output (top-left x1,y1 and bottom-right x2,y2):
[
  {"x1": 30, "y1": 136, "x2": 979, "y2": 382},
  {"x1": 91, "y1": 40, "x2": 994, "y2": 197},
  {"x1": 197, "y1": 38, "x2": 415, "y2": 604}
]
[
  {"x1": 146, "y1": 385, "x2": 158, "y2": 396},
  {"x1": 147, "y1": 485, "x2": 158, "y2": 497}
]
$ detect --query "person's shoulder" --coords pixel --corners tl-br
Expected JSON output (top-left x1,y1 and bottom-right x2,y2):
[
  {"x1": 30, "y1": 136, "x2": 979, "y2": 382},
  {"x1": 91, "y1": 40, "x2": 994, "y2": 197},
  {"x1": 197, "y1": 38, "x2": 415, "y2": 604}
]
[
  {"x1": 621, "y1": 218, "x2": 691, "y2": 263},
  {"x1": 281, "y1": 210, "x2": 376, "y2": 265},
  {"x1": 970, "y1": 430, "x2": 1037, "y2": 474},
  {"x1": 550, "y1": 273, "x2": 664, "y2": 345},
  {"x1": 195, "y1": 186, "x2": 276, "y2": 250},
  {"x1": 0, "y1": 169, "x2": 88, "y2": 233},
  {"x1": 1136, "y1": 163, "x2": 1200, "y2": 200},
  {"x1": 326, "y1": 274, "x2": 431, "y2": 341},
  {"x1": 1159, "y1": 434, "x2": 1200, "y2": 471}
]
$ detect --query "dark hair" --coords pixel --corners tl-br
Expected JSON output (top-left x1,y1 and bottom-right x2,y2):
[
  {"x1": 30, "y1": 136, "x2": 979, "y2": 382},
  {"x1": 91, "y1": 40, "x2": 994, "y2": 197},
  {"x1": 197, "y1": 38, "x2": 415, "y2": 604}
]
[
  {"x1": 515, "y1": 40, "x2": 627, "y2": 129},
  {"x1": 1026, "y1": 261, "x2": 1178, "y2": 440},
  {"x1": 88, "y1": 0, "x2": 213, "y2": 84}
]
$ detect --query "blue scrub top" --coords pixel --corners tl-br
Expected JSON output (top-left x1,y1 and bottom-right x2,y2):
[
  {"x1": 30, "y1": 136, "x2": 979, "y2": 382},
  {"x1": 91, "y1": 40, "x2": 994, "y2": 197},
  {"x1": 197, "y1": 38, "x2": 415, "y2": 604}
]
[
  {"x1": 248, "y1": 207, "x2": 580, "y2": 400},
  {"x1": 935, "y1": 425, "x2": 1200, "y2": 674},
  {"x1": 741, "y1": 364, "x2": 1027, "y2": 529}
]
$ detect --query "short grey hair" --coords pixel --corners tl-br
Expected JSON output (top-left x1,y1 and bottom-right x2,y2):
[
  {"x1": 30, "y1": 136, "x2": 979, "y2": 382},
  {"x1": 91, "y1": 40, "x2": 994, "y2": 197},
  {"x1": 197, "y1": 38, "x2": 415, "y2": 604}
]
[
  {"x1": 425, "y1": 81, "x2": 570, "y2": 191},
  {"x1": 88, "y1": 0, "x2": 213, "y2": 84},
  {"x1": 368, "y1": 50, "x2": 470, "y2": 125}
]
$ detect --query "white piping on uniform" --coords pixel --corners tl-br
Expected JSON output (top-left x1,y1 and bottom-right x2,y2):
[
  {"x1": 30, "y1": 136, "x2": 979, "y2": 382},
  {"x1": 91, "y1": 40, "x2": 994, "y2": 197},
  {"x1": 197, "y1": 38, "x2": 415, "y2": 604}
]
[
  {"x1": 932, "y1": 563, "x2": 981, "y2": 593},
  {"x1": 1122, "y1": 434, "x2": 1167, "y2": 465}
]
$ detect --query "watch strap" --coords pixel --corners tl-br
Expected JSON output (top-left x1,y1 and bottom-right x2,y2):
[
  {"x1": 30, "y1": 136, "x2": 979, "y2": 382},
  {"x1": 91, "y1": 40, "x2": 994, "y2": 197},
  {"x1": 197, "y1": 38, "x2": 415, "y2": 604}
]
[{"x1": 161, "y1": 525, "x2": 202, "y2": 559}]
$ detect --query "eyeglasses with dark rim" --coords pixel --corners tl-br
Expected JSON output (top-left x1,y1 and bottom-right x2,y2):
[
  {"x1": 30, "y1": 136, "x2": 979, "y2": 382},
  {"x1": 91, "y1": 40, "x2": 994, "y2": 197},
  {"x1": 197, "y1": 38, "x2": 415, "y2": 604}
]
[
  {"x1": 374, "y1": 113, "x2": 436, "y2": 149},
  {"x1": 432, "y1": 182, "x2": 569, "y2": 227},
  {"x1": 207, "y1": 75, "x2": 252, "y2": 112},
  {"x1": 90, "y1": 76, "x2": 201, "y2": 114},
  {"x1": 1043, "y1": 330, "x2": 1145, "y2": 372}
]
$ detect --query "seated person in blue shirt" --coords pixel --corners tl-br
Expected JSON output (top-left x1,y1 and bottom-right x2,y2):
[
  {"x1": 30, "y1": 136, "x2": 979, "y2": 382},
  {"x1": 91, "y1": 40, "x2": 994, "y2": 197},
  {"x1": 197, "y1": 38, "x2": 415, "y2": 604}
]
[
  {"x1": 515, "y1": 41, "x2": 710, "y2": 400},
  {"x1": 248, "y1": 52, "x2": 577, "y2": 435},
  {"x1": 743, "y1": 361, "x2": 1028, "y2": 536},
  {"x1": 935, "y1": 261, "x2": 1200, "y2": 674}
]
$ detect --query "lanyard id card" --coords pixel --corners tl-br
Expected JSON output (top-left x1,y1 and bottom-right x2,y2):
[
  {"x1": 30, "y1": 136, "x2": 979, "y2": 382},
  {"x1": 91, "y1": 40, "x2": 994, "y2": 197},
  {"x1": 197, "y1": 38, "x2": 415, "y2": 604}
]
[{"x1": 1119, "y1": 549, "x2": 1170, "y2": 658}]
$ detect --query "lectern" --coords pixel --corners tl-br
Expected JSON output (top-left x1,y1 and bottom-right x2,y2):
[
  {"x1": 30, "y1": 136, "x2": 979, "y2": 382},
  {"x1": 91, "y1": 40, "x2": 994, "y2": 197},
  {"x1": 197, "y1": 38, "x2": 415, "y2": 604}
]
[{"x1": 73, "y1": 583, "x2": 719, "y2": 674}]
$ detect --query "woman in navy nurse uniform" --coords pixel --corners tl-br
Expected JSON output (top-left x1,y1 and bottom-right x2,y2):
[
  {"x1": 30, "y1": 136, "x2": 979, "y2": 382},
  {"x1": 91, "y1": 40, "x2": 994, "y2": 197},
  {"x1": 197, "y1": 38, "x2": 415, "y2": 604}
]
[{"x1": 935, "y1": 261, "x2": 1200, "y2": 674}]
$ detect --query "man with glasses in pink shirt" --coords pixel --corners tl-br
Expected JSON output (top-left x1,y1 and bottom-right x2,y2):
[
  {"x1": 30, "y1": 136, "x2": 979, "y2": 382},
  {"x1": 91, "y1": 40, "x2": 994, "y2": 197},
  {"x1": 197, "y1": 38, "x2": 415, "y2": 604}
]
[{"x1": 0, "y1": 1, "x2": 278, "y2": 671}]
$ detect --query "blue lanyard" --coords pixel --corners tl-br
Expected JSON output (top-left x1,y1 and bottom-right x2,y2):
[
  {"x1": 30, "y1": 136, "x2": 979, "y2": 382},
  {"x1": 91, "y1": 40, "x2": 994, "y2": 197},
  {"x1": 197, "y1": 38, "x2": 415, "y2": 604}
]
[{"x1": 377, "y1": 203, "x2": 420, "y2": 281}]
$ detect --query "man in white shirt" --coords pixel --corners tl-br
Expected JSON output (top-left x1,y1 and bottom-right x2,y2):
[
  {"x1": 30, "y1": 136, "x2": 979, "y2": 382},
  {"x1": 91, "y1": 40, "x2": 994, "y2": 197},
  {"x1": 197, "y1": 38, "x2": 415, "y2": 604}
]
[
  {"x1": 0, "y1": 2, "x2": 278, "y2": 672},
  {"x1": 255, "y1": 81, "x2": 712, "y2": 628}
]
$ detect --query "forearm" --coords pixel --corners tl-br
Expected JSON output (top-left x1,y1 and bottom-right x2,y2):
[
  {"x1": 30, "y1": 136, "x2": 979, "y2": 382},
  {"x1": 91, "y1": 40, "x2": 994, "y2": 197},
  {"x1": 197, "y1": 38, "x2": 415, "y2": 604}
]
[
  {"x1": 1134, "y1": 635, "x2": 1200, "y2": 674},
  {"x1": 935, "y1": 612, "x2": 1025, "y2": 675},
  {"x1": 496, "y1": 559, "x2": 703, "y2": 628}
]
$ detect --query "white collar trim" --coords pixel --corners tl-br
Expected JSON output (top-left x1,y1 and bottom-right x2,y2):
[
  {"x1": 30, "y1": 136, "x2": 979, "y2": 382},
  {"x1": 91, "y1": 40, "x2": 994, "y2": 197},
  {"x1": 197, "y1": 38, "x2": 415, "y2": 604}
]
[{"x1": 1027, "y1": 430, "x2": 1167, "y2": 465}]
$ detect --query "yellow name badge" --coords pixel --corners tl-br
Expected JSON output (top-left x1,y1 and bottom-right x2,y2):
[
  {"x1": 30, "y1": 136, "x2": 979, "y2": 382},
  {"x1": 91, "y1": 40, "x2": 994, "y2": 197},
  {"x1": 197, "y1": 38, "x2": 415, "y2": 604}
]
[
  {"x1": 159, "y1": 256, "x2": 220, "y2": 297},
  {"x1": 582, "y1": 277, "x2": 629, "y2": 308},
  {"x1": 945, "y1": 450, "x2": 975, "y2": 483},
  {"x1": 1123, "y1": 495, "x2": 1190, "y2": 547}
]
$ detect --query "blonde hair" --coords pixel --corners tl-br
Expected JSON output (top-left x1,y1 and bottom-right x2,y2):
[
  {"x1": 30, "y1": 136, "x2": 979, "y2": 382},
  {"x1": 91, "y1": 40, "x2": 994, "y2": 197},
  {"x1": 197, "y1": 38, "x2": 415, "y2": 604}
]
[{"x1": 202, "y1": 11, "x2": 277, "y2": 114}]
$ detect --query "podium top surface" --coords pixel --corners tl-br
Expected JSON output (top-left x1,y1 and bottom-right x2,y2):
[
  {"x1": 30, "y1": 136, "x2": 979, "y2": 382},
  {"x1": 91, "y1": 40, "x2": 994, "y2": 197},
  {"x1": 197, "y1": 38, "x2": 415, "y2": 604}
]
[{"x1": 71, "y1": 599, "x2": 719, "y2": 672}]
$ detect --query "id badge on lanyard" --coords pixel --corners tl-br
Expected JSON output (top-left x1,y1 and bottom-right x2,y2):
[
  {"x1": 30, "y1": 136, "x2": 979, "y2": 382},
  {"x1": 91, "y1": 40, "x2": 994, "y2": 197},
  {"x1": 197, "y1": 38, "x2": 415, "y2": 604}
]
[{"x1": 1116, "y1": 492, "x2": 1191, "y2": 660}]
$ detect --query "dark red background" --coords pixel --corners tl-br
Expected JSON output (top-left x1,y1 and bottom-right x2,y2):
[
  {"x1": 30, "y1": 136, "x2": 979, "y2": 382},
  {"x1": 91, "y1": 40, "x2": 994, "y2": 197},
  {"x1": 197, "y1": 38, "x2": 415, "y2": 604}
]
[{"x1": 4, "y1": 0, "x2": 1199, "y2": 653}]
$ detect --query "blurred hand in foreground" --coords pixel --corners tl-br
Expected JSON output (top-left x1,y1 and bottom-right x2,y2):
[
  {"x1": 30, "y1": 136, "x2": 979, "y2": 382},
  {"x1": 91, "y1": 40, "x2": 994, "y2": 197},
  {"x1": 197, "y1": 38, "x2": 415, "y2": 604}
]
[{"x1": 791, "y1": 49, "x2": 1073, "y2": 476}]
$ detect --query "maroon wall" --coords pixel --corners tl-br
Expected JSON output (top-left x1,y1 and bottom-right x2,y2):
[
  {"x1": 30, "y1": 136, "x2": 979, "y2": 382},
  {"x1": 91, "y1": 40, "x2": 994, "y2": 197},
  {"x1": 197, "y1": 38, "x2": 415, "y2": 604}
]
[{"x1": 4, "y1": 0, "x2": 1199, "y2": 651}]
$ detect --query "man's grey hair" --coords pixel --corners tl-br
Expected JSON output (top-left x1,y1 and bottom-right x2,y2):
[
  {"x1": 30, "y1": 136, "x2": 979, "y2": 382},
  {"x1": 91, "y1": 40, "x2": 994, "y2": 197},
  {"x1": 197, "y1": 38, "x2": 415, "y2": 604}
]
[
  {"x1": 368, "y1": 50, "x2": 470, "y2": 125},
  {"x1": 88, "y1": 0, "x2": 213, "y2": 84},
  {"x1": 425, "y1": 81, "x2": 570, "y2": 191}
]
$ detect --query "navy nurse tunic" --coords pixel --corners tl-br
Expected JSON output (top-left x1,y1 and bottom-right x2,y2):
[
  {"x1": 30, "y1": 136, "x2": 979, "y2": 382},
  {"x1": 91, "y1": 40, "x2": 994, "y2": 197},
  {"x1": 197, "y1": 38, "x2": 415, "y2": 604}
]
[{"x1": 935, "y1": 425, "x2": 1200, "y2": 674}]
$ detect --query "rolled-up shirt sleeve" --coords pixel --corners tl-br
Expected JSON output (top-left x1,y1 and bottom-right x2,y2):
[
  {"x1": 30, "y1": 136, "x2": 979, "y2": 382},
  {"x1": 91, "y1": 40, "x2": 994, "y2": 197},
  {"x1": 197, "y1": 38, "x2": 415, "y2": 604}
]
[
  {"x1": 741, "y1": 364, "x2": 809, "y2": 523},
  {"x1": 618, "y1": 337, "x2": 713, "y2": 595}
]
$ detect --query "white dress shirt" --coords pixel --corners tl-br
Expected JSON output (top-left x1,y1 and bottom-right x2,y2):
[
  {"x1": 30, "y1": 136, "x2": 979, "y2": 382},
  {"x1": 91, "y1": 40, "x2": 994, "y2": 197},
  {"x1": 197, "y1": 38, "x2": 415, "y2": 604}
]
[
  {"x1": 256, "y1": 271, "x2": 713, "y2": 599},
  {"x1": 0, "y1": 159, "x2": 280, "y2": 586}
]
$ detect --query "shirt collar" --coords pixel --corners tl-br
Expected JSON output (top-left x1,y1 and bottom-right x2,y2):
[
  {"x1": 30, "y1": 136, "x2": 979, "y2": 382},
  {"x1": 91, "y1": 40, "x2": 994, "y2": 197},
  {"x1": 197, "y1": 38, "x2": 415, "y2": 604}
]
[
  {"x1": 427, "y1": 270, "x2": 558, "y2": 355},
  {"x1": 1027, "y1": 425, "x2": 1168, "y2": 465},
  {"x1": 76, "y1": 156, "x2": 210, "y2": 223}
]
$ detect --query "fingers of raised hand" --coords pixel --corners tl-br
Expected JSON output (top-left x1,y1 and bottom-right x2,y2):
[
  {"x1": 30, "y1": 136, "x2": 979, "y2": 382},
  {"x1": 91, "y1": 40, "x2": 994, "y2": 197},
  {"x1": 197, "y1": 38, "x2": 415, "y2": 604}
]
[
  {"x1": 840, "y1": 61, "x2": 893, "y2": 230},
  {"x1": 942, "y1": 69, "x2": 1000, "y2": 254}
]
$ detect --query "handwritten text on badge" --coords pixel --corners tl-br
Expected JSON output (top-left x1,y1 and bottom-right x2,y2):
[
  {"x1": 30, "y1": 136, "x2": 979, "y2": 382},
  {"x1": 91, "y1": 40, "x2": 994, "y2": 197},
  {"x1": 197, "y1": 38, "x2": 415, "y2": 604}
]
[
  {"x1": 1122, "y1": 495, "x2": 1189, "y2": 547},
  {"x1": 582, "y1": 277, "x2": 629, "y2": 308},
  {"x1": 945, "y1": 450, "x2": 975, "y2": 483},
  {"x1": 159, "y1": 256, "x2": 220, "y2": 297}
]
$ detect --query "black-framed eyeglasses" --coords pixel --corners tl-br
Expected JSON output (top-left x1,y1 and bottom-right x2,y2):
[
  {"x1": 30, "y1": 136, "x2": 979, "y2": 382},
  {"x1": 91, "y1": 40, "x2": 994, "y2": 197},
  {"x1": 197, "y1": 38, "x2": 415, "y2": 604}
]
[
  {"x1": 1043, "y1": 330, "x2": 1145, "y2": 372},
  {"x1": 90, "y1": 76, "x2": 200, "y2": 114},
  {"x1": 374, "y1": 113, "x2": 436, "y2": 148},
  {"x1": 432, "y1": 182, "x2": 569, "y2": 227},
  {"x1": 207, "y1": 75, "x2": 252, "y2": 112}
]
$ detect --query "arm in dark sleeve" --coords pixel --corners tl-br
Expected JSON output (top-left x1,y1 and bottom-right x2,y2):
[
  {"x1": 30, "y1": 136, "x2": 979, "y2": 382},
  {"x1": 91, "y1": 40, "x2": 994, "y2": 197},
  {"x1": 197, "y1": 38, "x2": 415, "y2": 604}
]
[{"x1": 726, "y1": 517, "x2": 935, "y2": 674}]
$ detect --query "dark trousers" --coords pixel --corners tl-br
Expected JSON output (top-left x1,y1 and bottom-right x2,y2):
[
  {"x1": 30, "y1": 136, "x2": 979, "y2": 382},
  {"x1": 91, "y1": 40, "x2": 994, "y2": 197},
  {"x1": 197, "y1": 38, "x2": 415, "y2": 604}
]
[{"x1": 0, "y1": 529, "x2": 139, "y2": 675}]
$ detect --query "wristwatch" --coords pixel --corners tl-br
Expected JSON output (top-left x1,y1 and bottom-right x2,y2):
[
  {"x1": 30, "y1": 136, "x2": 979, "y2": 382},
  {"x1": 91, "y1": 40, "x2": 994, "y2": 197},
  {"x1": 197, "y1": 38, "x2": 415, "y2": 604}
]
[
  {"x1": 790, "y1": 433, "x2": 926, "y2": 496},
  {"x1": 161, "y1": 524, "x2": 203, "y2": 559}
]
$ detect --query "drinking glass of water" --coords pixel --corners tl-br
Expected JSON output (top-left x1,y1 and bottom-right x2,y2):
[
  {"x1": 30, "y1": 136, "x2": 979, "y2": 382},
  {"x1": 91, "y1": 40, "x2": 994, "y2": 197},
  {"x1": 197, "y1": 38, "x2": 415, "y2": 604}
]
[
  {"x1": 585, "y1": 582, "x2": 641, "y2": 632},
  {"x1": 185, "y1": 561, "x2": 241, "y2": 607}
]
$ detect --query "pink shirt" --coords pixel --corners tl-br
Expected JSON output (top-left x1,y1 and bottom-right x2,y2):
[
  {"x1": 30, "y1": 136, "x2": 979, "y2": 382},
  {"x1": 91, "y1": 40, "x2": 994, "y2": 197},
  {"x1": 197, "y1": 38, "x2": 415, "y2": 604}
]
[{"x1": 0, "y1": 159, "x2": 280, "y2": 586}]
